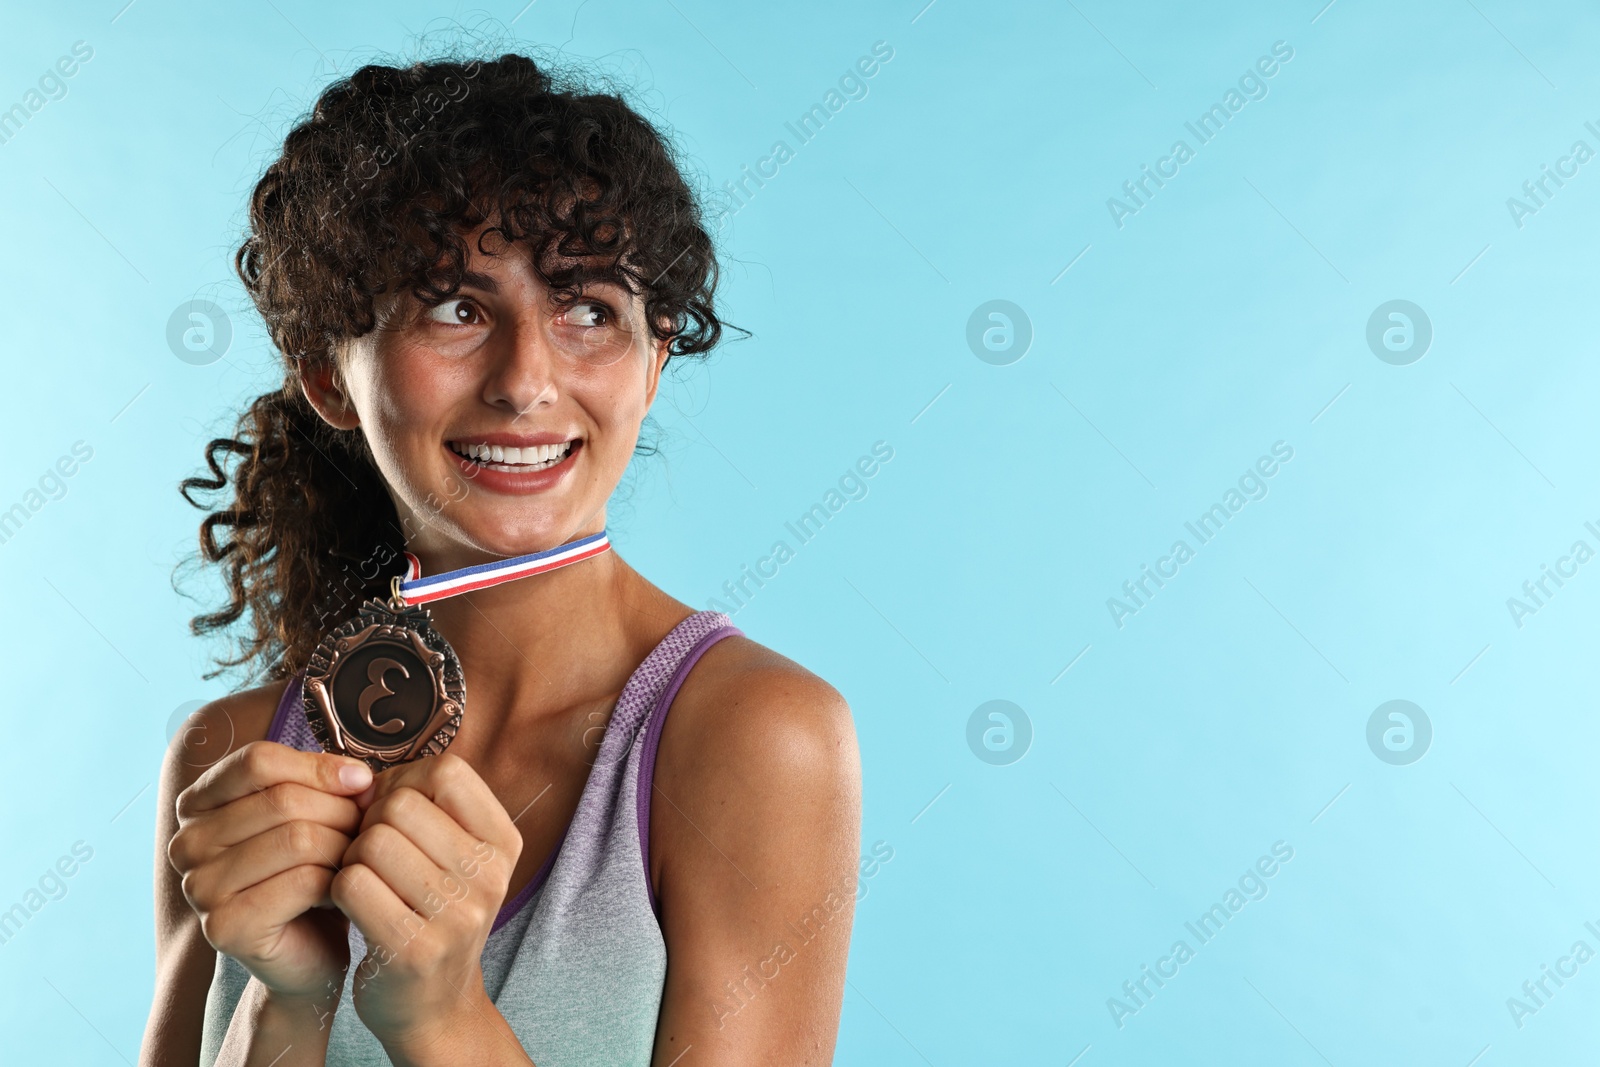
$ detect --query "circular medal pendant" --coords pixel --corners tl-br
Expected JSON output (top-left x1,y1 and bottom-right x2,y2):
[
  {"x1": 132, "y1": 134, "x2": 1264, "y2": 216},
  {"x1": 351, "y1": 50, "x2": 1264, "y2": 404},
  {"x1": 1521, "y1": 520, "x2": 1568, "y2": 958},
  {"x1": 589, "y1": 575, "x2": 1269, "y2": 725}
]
[{"x1": 301, "y1": 599, "x2": 465, "y2": 773}]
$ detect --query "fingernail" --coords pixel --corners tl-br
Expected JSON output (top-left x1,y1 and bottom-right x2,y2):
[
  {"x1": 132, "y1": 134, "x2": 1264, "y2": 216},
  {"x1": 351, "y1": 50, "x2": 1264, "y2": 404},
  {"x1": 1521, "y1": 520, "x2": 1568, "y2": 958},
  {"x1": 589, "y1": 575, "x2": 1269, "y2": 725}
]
[{"x1": 340, "y1": 763, "x2": 373, "y2": 790}]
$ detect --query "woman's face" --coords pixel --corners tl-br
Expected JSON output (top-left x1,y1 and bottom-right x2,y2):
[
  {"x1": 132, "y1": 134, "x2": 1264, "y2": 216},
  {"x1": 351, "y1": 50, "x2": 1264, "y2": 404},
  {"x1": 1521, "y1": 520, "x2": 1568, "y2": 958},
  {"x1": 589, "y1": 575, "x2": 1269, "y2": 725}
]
[{"x1": 315, "y1": 223, "x2": 670, "y2": 563}]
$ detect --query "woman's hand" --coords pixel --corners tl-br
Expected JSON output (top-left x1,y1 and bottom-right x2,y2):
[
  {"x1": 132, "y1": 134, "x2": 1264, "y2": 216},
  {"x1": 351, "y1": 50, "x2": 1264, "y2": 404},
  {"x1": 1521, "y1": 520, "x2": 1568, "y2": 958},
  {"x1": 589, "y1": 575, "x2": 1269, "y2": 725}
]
[
  {"x1": 168, "y1": 740, "x2": 374, "y2": 1005},
  {"x1": 331, "y1": 752, "x2": 524, "y2": 1054}
]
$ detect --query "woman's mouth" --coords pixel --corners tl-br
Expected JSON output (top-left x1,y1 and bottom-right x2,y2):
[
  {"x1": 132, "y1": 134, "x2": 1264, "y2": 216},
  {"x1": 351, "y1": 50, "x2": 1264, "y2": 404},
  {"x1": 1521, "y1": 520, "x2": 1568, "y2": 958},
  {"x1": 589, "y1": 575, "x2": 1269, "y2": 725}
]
[{"x1": 447, "y1": 439, "x2": 578, "y2": 472}]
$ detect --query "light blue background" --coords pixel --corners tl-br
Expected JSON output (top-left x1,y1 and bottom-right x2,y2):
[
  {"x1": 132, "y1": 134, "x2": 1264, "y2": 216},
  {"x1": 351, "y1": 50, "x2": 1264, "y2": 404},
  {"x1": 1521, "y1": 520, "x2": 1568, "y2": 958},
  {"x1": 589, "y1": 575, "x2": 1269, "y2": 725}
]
[{"x1": 1, "y1": 0, "x2": 1596, "y2": 1063}]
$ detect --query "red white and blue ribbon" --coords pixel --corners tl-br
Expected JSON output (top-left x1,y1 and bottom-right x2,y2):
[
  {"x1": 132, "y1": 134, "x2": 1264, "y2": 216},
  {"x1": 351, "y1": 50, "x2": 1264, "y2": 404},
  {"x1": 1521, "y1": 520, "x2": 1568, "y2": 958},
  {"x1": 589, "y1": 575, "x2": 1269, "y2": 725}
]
[{"x1": 397, "y1": 530, "x2": 611, "y2": 606}]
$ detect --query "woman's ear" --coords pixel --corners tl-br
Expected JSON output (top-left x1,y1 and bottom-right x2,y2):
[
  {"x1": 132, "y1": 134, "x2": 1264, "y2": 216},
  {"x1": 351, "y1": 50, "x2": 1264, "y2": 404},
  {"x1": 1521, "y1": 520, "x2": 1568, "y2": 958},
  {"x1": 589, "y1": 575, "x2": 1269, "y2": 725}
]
[
  {"x1": 300, "y1": 357, "x2": 361, "y2": 431},
  {"x1": 642, "y1": 336, "x2": 672, "y2": 409}
]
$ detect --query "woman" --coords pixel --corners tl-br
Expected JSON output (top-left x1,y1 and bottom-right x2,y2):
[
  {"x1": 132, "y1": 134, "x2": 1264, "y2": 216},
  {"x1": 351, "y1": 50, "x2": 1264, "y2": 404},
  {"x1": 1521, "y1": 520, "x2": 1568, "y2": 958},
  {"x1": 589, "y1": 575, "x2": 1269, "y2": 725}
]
[{"x1": 143, "y1": 50, "x2": 860, "y2": 1066}]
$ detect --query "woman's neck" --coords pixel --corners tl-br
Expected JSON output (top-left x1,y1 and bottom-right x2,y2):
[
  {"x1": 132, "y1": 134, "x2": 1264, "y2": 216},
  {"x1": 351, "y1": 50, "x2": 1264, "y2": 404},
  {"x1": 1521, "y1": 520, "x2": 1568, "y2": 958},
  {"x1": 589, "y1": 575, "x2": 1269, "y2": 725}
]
[{"x1": 415, "y1": 549, "x2": 684, "y2": 732}]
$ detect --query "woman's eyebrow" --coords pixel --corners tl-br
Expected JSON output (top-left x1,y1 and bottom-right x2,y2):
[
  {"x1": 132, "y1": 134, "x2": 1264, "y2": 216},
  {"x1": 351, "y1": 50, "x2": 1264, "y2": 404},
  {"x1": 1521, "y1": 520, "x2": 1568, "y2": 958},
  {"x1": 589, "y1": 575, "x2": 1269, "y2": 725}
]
[
  {"x1": 459, "y1": 269, "x2": 501, "y2": 294},
  {"x1": 455, "y1": 270, "x2": 623, "y2": 294},
  {"x1": 444, "y1": 267, "x2": 633, "y2": 302}
]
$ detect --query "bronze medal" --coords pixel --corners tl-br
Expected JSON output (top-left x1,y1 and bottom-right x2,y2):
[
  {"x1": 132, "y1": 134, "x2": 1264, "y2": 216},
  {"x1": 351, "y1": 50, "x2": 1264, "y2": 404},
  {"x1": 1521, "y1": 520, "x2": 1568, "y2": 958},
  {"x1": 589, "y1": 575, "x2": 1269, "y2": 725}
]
[
  {"x1": 301, "y1": 591, "x2": 465, "y2": 773},
  {"x1": 300, "y1": 530, "x2": 613, "y2": 772}
]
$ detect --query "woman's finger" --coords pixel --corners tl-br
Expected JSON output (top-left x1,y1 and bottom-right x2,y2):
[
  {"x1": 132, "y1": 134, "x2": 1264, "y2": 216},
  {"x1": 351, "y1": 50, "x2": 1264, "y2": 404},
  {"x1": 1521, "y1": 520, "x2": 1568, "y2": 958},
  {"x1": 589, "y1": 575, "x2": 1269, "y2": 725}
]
[
  {"x1": 177, "y1": 782, "x2": 362, "y2": 864},
  {"x1": 341, "y1": 821, "x2": 467, "y2": 919},
  {"x1": 365, "y1": 753, "x2": 518, "y2": 856},
  {"x1": 330, "y1": 859, "x2": 423, "y2": 961},
  {"x1": 182, "y1": 819, "x2": 353, "y2": 909},
  {"x1": 214, "y1": 862, "x2": 344, "y2": 934},
  {"x1": 179, "y1": 739, "x2": 373, "y2": 818},
  {"x1": 357, "y1": 786, "x2": 497, "y2": 881}
]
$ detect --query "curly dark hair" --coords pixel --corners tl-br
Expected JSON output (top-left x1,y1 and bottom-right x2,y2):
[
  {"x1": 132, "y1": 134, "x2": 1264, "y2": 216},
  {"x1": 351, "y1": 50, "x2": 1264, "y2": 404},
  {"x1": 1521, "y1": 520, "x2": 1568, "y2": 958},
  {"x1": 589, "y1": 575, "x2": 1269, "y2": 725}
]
[{"x1": 181, "y1": 48, "x2": 723, "y2": 681}]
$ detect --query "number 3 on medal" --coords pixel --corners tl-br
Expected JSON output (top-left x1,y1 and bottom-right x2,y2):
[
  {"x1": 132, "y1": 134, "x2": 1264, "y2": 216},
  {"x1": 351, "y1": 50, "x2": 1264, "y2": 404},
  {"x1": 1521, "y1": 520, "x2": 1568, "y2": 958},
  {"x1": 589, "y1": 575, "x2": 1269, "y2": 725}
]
[{"x1": 359, "y1": 658, "x2": 410, "y2": 734}]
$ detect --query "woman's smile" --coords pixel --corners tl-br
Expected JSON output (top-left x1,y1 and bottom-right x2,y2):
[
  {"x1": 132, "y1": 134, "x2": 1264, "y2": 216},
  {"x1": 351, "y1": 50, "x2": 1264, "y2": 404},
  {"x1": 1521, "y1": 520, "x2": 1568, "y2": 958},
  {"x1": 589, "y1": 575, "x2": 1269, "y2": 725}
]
[{"x1": 443, "y1": 433, "x2": 584, "y2": 494}]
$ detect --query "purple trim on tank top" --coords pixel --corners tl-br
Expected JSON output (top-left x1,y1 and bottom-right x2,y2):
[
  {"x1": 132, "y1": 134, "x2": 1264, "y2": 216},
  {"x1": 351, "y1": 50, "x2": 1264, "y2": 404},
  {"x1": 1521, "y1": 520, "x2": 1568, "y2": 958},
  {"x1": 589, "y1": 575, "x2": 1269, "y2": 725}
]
[
  {"x1": 266, "y1": 677, "x2": 299, "y2": 744},
  {"x1": 636, "y1": 624, "x2": 743, "y2": 920},
  {"x1": 490, "y1": 822, "x2": 568, "y2": 935}
]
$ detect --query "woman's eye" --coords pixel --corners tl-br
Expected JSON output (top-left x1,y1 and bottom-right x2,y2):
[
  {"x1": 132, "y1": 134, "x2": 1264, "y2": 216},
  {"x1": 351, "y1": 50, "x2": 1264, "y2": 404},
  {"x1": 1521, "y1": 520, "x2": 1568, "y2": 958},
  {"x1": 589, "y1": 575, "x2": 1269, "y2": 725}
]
[
  {"x1": 424, "y1": 298, "x2": 483, "y2": 326},
  {"x1": 562, "y1": 301, "x2": 611, "y2": 328}
]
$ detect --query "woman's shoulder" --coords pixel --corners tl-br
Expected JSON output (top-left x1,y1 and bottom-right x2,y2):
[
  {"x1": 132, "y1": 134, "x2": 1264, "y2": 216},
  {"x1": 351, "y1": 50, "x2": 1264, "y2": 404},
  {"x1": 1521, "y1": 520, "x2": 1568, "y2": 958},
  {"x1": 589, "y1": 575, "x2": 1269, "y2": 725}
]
[
  {"x1": 647, "y1": 628, "x2": 861, "y2": 944},
  {"x1": 657, "y1": 627, "x2": 859, "y2": 798},
  {"x1": 162, "y1": 677, "x2": 293, "y2": 793}
]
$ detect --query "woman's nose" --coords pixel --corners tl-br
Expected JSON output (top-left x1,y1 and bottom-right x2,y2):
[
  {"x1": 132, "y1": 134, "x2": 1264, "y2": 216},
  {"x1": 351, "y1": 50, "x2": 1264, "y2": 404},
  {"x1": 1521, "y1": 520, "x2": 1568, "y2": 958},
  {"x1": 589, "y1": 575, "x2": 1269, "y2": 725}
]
[{"x1": 482, "y1": 321, "x2": 559, "y2": 418}]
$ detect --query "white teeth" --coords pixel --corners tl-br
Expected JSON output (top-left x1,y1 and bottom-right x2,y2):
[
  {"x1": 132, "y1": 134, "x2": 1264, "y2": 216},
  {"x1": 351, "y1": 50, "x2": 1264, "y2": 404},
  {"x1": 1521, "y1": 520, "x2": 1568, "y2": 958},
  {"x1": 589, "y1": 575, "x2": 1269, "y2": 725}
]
[{"x1": 450, "y1": 440, "x2": 574, "y2": 470}]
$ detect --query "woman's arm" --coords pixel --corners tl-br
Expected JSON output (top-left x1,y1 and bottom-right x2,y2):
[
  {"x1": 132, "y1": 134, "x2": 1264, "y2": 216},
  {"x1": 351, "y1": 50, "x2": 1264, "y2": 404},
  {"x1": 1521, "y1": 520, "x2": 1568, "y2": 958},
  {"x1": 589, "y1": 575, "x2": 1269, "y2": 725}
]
[
  {"x1": 142, "y1": 692, "x2": 265, "y2": 1066},
  {"x1": 208, "y1": 976, "x2": 340, "y2": 1066},
  {"x1": 140, "y1": 684, "x2": 347, "y2": 1067},
  {"x1": 648, "y1": 641, "x2": 863, "y2": 1066}
]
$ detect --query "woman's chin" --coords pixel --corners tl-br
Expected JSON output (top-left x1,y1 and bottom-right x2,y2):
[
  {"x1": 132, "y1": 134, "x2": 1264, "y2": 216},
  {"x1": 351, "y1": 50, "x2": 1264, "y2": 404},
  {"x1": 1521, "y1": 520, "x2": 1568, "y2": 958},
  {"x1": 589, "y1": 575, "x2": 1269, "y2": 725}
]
[{"x1": 425, "y1": 513, "x2": 595, "y2": 562}]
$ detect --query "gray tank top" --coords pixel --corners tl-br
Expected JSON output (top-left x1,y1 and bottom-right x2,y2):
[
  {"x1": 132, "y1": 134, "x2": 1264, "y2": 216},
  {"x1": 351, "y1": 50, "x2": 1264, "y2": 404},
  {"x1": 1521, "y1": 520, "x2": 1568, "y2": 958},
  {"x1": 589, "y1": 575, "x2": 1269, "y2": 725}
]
[{"x1": 198, "y1": 610, "x2": 741, "y2": 1066}]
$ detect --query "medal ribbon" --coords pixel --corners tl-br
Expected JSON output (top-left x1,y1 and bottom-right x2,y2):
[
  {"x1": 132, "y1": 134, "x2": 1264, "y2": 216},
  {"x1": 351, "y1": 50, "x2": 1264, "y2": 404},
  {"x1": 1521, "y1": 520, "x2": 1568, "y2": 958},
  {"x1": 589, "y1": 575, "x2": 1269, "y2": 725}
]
[{"x1": 394, "y1": 530, "x2": 611, "y2": 606}]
